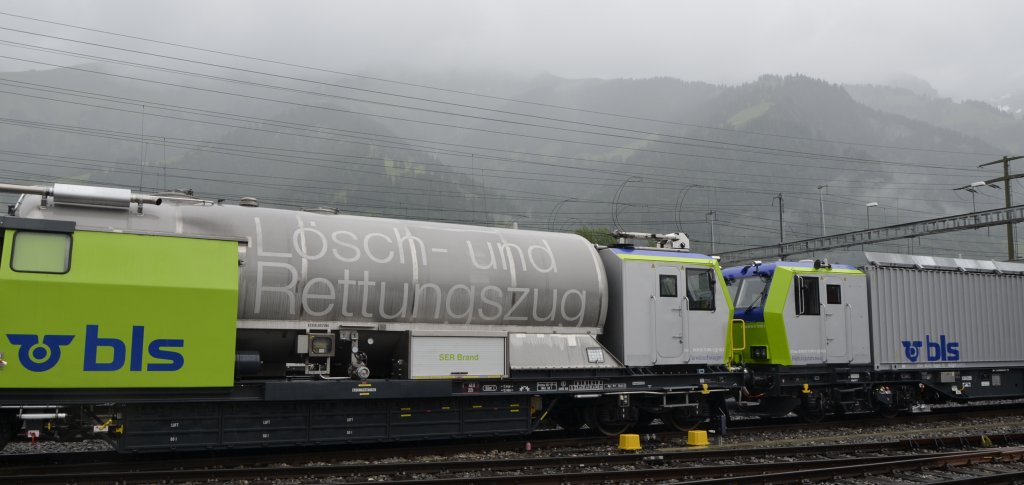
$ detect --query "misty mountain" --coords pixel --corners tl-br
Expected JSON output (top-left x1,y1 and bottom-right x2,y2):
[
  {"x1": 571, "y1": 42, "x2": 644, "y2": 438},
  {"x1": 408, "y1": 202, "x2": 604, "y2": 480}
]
[
  {"x1": 992, "y1": 91, "x2": 1024, "y2": 120},
  {"x1": 885, "y1": 73, "x2": 940, "y2": 98},
  {"x1": 443, "y1": 74, "x2": 1001, "y2": 251},
  {"x1": 0, "y1": 66, "x2": 1014, "y2": 260},
  {"x1": 844, "y1": 83, "x2": 1024, "y2": 154},
  {"x1": 0, "y1": 64, "x2": 492, "y2": 223}
]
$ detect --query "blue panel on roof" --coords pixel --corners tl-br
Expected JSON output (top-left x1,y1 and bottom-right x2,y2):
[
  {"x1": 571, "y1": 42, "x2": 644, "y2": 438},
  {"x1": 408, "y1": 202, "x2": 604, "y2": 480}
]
[{"x1": 721, "y1": 260, "x2": 856, "y2": 280}]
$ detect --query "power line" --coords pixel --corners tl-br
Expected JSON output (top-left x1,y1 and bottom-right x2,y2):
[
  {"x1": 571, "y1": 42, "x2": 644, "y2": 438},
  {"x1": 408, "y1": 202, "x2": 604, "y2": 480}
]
[
  {"x1": 0, "y1": 43, "x2": 991, "y2": 175},
  {"x1": 0, "y1": 10, "x2": 1000, "y2": 158},
  {"x1": 0, "y1": 16, "x2": 1007, "y2": 251},
  {"x1": 0, "y1": 74, "x2": 990, "y2": 184},
  {"x1": 0, "y1": 112, "x2": 983, "y2": 217}
]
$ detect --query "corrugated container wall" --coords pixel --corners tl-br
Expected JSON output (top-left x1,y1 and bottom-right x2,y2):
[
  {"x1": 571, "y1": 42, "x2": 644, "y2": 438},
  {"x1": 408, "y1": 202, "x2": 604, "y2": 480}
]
[{"x1": 867, "y1": 265, "x2": 1024, "y2": 370}]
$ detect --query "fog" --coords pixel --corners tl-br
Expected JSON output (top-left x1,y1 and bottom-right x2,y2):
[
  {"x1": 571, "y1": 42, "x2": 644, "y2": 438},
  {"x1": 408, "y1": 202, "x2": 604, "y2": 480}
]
[
  {"x1": 0, "y1": 1, "x2": 1022, "y2": 260},
  {"x1": 1, "y1": 0, "x2": 1022, "y2": 100}
]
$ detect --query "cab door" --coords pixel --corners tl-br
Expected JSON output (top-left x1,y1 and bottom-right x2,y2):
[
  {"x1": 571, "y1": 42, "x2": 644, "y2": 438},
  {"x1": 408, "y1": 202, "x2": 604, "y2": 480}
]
[
  {"x1": 654, "y1": 266, "x2": 684, "y2": 361},
  {"x1": 822, "y1": 277, "x2": 849, "y2": 362},
  {"x1": 682, "y1": 266, "x2": 719, "y2": 364}
]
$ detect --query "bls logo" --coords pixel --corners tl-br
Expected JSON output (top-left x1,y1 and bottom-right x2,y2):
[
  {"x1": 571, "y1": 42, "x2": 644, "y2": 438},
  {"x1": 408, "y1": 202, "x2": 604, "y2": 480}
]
[
  {"x1": 5, "y1": 325, "x2": 184, "y2": 373},
  {"x1": 901, "y1": 335, "x2": 960, "y2": 363},
  {"x1": 5, "y1": 334, "x2": 75, "y2": 372}
]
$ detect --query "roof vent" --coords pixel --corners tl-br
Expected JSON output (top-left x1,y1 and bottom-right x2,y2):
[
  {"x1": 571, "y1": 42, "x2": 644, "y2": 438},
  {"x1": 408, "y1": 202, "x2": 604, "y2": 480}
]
[{"x1": 239, "y1": 197, "x2": 259, "y2": 208}]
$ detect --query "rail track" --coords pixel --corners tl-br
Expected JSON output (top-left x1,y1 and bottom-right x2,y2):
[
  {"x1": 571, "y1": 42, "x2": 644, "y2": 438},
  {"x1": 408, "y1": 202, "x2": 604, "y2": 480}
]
[
  {"x1": 3, "y1": 404, "x2": 1024, "y2": 483},
  {"x1": 3, "y1": 434, "x2": 1024, "y2": 484},
  {"x1": 3, "y1": 400, "x2": 1019, "y2": 462}
]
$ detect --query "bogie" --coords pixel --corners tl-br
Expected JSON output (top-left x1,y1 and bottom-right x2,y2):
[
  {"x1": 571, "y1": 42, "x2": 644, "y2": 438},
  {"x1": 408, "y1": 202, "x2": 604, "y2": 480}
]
[{"x1": 583, "y1": 397, "x2": 637, "y2": 436}]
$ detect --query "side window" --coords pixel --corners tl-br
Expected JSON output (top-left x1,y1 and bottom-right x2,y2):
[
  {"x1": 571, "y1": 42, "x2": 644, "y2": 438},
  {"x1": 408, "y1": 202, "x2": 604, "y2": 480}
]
[
  {"x1": 686, "y1": 268, "x2": 716, "y2": 311},
  {"x1": 658, "y1": 274, "x2": 678, "y2": 297},
  {"x1": 795, "y1": 276, "x2": 821, "y2": 315},
  {"x1": 11, "y1": 231, "x2": 72, "y2": 274},
  {"x1": 826, "y1": 284, "x2": 842, "y2": 304}
]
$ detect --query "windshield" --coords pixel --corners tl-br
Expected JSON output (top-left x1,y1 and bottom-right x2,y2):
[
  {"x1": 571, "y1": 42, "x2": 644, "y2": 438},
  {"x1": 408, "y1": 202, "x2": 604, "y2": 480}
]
[{"x1": 730, "y1": 276, "x2": 768, "y2": 311}]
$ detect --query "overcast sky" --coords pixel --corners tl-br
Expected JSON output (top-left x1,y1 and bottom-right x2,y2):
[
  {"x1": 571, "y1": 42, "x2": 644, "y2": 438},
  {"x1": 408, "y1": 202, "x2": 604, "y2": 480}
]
[{"x1": 0, "y1": 0, "x2": 1021, "y2": 100}]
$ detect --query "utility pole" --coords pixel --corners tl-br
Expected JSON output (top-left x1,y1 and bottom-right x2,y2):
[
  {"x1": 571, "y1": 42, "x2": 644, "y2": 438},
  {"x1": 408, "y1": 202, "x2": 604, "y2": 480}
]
[
  {"x1": 978, "y1": 155, "x2": 1024, "y2": 260},
  {"x1": 817, "y1": 184, "x2": 828, "y2": 236},
  {"x1": 773, "y1": 193, "x2": 784, "y2": 245},
  {"x1": 706, "y1": 210, "x2": 716, "y2": 254}
]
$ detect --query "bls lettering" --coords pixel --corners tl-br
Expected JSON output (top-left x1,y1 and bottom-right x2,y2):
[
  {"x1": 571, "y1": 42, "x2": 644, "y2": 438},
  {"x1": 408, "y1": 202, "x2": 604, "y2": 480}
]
[
  {"x1": 5, "y1": 325, "x2": 184, "y2": 372},
  {"x1": 901, "y1": 334, "x2": 960, "y2": 363}
]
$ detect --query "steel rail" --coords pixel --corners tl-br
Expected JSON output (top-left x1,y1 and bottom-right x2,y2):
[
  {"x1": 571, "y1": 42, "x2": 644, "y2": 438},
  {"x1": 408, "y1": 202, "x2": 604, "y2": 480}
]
[{"x1": 4, "y1": 434, "x2": 1023, "y2": 484}]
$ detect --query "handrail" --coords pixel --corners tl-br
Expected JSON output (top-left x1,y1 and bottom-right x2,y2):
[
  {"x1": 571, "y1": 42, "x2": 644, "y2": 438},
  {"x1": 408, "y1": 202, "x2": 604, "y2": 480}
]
[{"x1": 730, "y1": 318, "x2": 747, "y2": 351}]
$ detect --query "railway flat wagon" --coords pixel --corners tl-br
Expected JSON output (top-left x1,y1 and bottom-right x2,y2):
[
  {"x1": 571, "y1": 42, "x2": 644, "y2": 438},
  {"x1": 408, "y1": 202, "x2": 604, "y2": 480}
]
[
  {"x1": 0, "y1": 183, "x2": 743, "y2": 452},
  {"x1": 866, "y1": 252, "x2": 1024, "y2": 399},
  {"x1": 724, "y1": 253, "x2": 1024, "y2": 421}
]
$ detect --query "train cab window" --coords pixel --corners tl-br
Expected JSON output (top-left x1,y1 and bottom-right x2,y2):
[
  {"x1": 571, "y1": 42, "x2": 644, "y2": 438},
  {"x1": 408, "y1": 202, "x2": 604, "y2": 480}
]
[
  {"x1": 733, "y1": 276, "x2": 768, "y2": 312},
  {"x1": 686, "y1": 268, "x2": 716, "y2": 311},
  {"x1": 11, "y1": 231, "x2": 71, "y2": 274},
  {"x1": 659, "y1": 274, "x2": 678, "y2": 297},
  {"x1": 826, "y1": 284, "x2": 842, "y2": 305},
  {"x1": 795, "y1": 276, "x2": 821, "y2": 315}
]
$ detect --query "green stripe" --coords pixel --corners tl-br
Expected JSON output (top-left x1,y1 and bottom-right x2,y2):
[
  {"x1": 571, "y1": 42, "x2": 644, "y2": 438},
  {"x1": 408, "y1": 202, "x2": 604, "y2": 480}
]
[{"x1": 616, "y1": 254, "x2": 718, "y2": 266}]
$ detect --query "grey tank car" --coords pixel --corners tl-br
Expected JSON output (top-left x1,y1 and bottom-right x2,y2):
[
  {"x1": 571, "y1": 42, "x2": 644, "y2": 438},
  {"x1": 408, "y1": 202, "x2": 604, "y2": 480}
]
[{"x1": 18, "y1": 190, "x2": 608, "y2": 331}]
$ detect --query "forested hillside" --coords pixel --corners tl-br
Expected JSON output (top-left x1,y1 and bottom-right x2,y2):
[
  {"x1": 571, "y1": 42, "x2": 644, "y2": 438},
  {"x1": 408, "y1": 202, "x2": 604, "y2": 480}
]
[{"x1": 1, "y1": 67, "x2": 1015, "y2": 259}]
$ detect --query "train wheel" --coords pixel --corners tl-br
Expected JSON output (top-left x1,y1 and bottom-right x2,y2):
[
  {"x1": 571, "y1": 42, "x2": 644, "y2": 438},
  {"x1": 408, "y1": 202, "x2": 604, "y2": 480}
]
[
  {"x1": 873, "y1": 386, "x2": 900, "y2": 419},
  {"x1": 796, "y1": 392, "x2": 830, "y2": 423},
  {"x1": 875, "y1": 405, "x2": 899, "y2": 419},
  {"x1": 584, "y1": 400, "x2": 635, "y2": 436}
]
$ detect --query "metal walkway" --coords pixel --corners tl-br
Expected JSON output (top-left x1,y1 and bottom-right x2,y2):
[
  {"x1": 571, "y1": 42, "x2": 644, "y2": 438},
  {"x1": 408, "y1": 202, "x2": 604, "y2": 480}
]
[{"x1": 715, "y1": 205, "x2": 1024, "y2": 265}]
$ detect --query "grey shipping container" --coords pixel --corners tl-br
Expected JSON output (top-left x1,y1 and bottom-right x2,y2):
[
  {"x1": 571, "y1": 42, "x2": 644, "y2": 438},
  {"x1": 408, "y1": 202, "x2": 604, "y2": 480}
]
[{"x1": 866, "y1": 253, "x2": 1024, "y2": 370}]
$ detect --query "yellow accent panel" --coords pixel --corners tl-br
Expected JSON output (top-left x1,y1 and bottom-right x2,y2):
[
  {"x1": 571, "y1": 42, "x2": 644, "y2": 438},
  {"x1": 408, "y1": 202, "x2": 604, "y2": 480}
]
[
  {"x1": 785, "y1": 266, "x2": 863, "y2": 276},
  {"x1": 0, "y1": 230, "x2": 238, "y2": 388},
  {"x1": 617, "y1": 254, "x2": 719, "y2": 266}
]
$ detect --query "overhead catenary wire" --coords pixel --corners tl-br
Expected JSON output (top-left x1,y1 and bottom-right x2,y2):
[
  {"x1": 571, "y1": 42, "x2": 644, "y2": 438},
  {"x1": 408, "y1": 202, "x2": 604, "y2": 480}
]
[
  {"x1": 0, "y1": 77, "x2": 983, "y2": 223},
  {"x1": 0, "y1": 12, "x2": 1011, "y2": 253},
  {"x1": 0, "y1": 83, "x2": 983, "y2": 208},
  {"x1": 0, "y1": 76, "x2": 992, "y2": 185},
  {"x1": 0, "y1": 115, "x2": 973, "y2": 217},
  {"x1": 0, "y1": 13, "x2": 1003, "y2": 159},
  {"x1": 0, "y1": 161, "x2": 1003, "y2": 258},
  {"x1": 0, "y1": 44, "x2": 992, "y2": 175}
]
